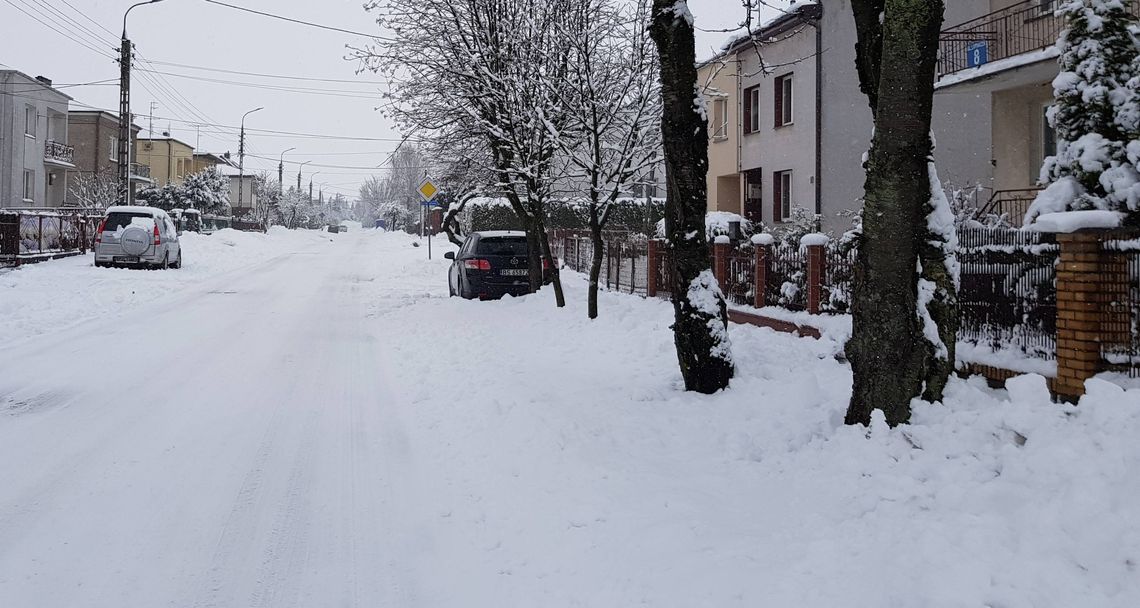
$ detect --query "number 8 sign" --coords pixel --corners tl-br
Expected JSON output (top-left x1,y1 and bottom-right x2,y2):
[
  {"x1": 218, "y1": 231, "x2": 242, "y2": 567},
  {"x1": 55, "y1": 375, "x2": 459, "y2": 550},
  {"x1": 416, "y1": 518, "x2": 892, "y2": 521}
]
[{"x1": 966, "y1": 41, "x2": 989, "y2": 68}]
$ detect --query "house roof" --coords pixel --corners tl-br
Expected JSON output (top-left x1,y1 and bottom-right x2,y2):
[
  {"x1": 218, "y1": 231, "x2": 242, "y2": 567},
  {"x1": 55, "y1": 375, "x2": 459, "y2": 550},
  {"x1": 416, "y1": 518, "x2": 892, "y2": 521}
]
[
  {"x1": 194, "y1": 152, "x2": 233, "y2": 166},
  {"x1": 67, "y1": 110, "x2": 142, "y2": 131},
  {"x1": 0, "y1": 69, "x2": 74, "y2": 101},
  {"x1": 698, "y1": 2, "x2": 822, "y2": 66},
  {"x1": 136, "y1": 136, "x2": 195, "y2": 149}
]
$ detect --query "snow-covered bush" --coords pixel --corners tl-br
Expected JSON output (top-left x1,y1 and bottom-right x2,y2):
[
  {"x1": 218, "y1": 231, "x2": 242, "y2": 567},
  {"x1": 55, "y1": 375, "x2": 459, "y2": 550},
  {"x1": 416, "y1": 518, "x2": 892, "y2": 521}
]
[
  {"x1": 180, "y1": 167, "x2": 231, "y2": 215},
  {"x1": 1028, "y1": 0, "x2": 1140, "y2": 222},
  {"x1": 654, "y1": 211, "x2": 755, "y2": 241}
]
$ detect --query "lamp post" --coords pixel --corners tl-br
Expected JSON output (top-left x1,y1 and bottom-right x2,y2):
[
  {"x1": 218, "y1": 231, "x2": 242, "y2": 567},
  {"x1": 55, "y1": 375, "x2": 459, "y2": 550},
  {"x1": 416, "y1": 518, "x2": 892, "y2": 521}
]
[
  {"x1": 278, "y1": 147, "x2": 295, "y2": 198},
  {"x1": 297, "y1": 160, "x2": 310, "y2": 192},
  {"x1": 118, "y1": 0, "x2": 165, "y2": 205},
  {"x1": 237, "y1": 106, "x2": 263, "y2": 214},
  {"x1": 309, "y1": 171, "x2": 321, "y2": 203}
]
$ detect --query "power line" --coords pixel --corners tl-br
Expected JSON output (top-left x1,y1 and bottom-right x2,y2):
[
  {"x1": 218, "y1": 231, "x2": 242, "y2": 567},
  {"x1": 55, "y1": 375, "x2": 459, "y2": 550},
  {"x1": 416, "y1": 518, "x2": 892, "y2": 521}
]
[
  {"x1": 200, "y1": 0, "x2": 393, "y2": 41},
  {"x1": 142, "y1": 60, "x2": 388, "y2": 85},
  {"x1": 132, "y1": 69, "x2": 387, "y2": 99}
]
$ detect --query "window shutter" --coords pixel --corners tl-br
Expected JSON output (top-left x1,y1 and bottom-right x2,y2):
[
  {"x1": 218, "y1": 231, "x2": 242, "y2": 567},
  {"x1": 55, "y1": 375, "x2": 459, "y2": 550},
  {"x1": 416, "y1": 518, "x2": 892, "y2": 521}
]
[
  {"x1": 743, "y1": 88, "x2": 752, "y2": 134},
  {"x1": 774, "y1": 77, "x2": 783, "y2": 128},
  {"x1": 772, "y1": 172, "x2": 782, "y2": 222}
]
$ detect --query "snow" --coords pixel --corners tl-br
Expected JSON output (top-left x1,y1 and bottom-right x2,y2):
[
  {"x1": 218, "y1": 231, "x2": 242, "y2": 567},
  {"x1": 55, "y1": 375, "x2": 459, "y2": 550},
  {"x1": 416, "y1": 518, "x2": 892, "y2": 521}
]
[
  {"x1": 1, "y1": 230, "x2": 1139, "y2": 605},
  {"x1": 916, "y1": 272, "x2": 948, "y2": 360},
  {"x1": 1028, "y1": 209, "x2": 1125, "y2": 232},
  {"x1": 799, "y1": 232, "x2": 829, "y2": 248},
  {"x1": 686, "y1": 268, "x2": 732, "y2": 362},
  {"x1": 713, "y1": 234, "x2": 731, "y2": 244},
  {"x1": 956, "y1": 340, "x2": 1059, "y2": 377},
  {"x1": 752, "y1": 232, "x2": 775, "y2": 246},
  {"x1": 473, "y1": 229, "x2": 526, "y2": 238}
]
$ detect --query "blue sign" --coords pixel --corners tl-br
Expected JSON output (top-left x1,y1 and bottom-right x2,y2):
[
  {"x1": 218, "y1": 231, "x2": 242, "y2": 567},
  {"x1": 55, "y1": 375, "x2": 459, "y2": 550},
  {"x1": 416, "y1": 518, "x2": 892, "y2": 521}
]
[
  {"x1": 966, "y1": 41, "x2": 989, "y2": 68},
  {"x1": 421, "y1": 199, "x2": 441, "y2": 209}
]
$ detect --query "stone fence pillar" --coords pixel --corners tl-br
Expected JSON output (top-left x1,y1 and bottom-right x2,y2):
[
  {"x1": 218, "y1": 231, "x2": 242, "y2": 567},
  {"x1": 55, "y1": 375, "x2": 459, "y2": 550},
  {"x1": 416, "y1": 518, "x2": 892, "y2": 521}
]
[{"x1": 752, "y1": 233, "x2": 774, "y2": 308}]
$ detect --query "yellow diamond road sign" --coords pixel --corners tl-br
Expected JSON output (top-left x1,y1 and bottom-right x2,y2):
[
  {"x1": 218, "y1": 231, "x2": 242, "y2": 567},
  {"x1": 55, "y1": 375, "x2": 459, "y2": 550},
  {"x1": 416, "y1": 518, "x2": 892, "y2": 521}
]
[{"x1": 417, "y1": 177, "x2": 438, "y2": 202}]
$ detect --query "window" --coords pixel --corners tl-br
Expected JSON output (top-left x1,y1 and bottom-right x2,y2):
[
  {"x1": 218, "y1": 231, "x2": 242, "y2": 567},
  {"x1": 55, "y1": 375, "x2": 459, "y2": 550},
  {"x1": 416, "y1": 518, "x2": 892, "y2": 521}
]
[
  {"x1": 1034, "y1": 0, "x2": 1055, "y2": 16},
  {"x1": 24, "y1": 105, "x2": 36, "y2": 137},
  {"x1": 774, "y1": 74, "x2": 793, "y2": 127},
  {"x1": 773, "y1": 170, "x2": 792, "y2": 222},
  {"x1": 744, "y1": 169, "x2": 763, "y2": 222},
  {"x1": 742, "y1": 85, "x2": 760, "y2": 134},
  {"x1": 711, "y1": 97, "x2": 728, "y2": 140},
  {"x1": 109, "y1": 136, "x2": 119, "y2": 162},
  {"x1": 476, "y1": 237, "x2": 528, "y2": 256},
  {"x1": 22, "y1": 170, "x2": 34, "y2": 202},
  {"x1": 1042, "y1": 104, "x2": 1057, "y2": 161}
]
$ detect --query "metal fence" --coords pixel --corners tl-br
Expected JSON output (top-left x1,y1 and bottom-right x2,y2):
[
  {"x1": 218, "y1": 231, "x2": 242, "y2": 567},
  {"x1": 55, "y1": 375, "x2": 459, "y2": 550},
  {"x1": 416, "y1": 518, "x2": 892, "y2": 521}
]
[
  {"x1": 558, "y1": 232, "x2": 649, "y2": 296},
  {"x1": 958, "y1": 227, "x2": 1058, "y2": 360},
  {"x1": 1101, "y1": 234, "x2": 1140, "y2": 376},
  {"x1": 764, "y1": 243, "x2": 807, "y2": 311},
  {"x1": 1, "y1": 209, "x2": 100, "y2": 264},
  {"x1": 723, "y1": 245, "x2": 756, "y2": 306},
  {"x1": 822, "y1": 242, "x2": 857, "y2": 314}
]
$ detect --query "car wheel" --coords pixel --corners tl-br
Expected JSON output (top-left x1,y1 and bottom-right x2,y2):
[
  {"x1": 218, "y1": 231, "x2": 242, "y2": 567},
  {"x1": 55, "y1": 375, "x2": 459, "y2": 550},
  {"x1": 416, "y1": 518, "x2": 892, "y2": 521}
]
[
  {"x1": 172, "y1": 251, "x2": 182, "y2": 269},
  {"x1": 158, "y1": 253, "x2": 169, "y2": 270}
]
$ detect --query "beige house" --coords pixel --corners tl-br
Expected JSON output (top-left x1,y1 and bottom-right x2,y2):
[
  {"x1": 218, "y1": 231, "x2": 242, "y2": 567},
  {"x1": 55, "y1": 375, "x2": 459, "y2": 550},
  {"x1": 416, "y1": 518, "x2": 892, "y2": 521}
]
[
  {"x1": 135, "y1": 136, "x2": 195, "y2": 187},
  {"x1": 698, "y1": 49, "x2": 743, "y2": 216},
  {"x1": 192, "y1": 151, "x2": 230, "y2": 174},
  {"x1": 933, "y1": 0, "x2": 1139, "y2": 224}
]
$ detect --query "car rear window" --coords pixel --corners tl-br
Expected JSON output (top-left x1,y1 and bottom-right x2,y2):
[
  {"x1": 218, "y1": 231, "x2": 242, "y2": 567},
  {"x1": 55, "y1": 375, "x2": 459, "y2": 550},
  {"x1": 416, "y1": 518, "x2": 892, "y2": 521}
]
[
  {"x1": 104, "y1": 212, "x2": 153, "y2": 231},
  {"x1": 476, "y1": 237, "x2": 528, "y2": 256}
]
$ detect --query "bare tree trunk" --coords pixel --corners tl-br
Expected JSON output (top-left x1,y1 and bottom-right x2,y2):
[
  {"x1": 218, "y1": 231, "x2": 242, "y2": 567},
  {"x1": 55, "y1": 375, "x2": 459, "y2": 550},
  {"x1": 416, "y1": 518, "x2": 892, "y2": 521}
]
[
  {"x1": 588, "y1": 206, "x2": 605, "y2": 319},
  {"x1": 650, "y1": 0, "x2": 734, "y2": 393},
  {"x1": 532, "y1": 209, "x2": 566, "y2": 307},
  {"x1": 845, "y1": 0, "x2": 952, "y2": 427}
]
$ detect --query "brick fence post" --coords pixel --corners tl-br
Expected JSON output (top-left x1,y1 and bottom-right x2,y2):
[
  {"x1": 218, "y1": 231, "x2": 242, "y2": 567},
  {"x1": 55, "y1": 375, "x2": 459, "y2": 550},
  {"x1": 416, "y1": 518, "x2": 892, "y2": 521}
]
[
  {"x1": 647, "y1": 238, "x2": 660, "y2": 298},
  {"x1": 802, "y1": 234, "x2": 828, "y2": 315},
  {"x1": 713, "y1": 237, "x2": 730, "y2": 288},
  {"x1": 752, "y1": 234, "x2": 773, "y2": 308},
  {"x1": 1054, "y1": 231, "x2": 1105, "y2": 400}
]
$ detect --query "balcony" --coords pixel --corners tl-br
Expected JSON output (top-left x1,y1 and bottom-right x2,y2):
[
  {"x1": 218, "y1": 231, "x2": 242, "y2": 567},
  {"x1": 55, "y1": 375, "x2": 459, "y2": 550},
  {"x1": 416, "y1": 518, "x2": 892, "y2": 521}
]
[
  {"x1": 937, "y1": 1, "x2": 1140, "y2": 87},
  {"x1": 977, "y1": 188, "x2": 1042, "y2": 227},
  {"x1": 130, "y1": 162, "x2": 152, "y2": 181},
  {"x1": 43, "y1": 140, "x2": 75, "y2": 167}
]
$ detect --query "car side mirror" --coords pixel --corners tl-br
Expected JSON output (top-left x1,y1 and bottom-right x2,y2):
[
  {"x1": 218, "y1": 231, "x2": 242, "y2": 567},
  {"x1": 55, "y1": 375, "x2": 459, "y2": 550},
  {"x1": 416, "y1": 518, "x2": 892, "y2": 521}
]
[{"x1": 443, "y1": 251, "x2": 455, "y2": 260}]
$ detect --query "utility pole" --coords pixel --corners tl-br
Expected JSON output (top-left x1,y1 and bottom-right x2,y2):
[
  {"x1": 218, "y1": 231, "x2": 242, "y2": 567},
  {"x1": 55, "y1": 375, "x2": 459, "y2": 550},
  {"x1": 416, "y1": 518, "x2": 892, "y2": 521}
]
[
  {"x1": 309, "y1": 171, "x2": 320, "y2": 203},
  {"x1": 298, "y1": 160, "x2": 310, "y2": 192},
  {"x1": 238, "y1": 106, "x2": 263, "y2": 213},
  {"x1": 119, "y1": 1, "x2": 165, "y2": 205},
  {"x1": 278, "y1": 147, "x2": 295, "y2": 198}
]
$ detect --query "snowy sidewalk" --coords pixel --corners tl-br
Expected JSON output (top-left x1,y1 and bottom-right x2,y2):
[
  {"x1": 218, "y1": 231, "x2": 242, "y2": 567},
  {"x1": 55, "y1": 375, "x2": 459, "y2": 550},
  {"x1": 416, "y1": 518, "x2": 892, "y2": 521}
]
[{"x1": 0, "y1": 229, "x2": 1137, "y2": 607}]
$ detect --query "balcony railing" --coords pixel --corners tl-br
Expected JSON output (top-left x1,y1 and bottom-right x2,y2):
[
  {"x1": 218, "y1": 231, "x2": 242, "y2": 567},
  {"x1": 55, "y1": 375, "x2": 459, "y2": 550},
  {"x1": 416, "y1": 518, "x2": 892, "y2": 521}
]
[
  {"x1": 131, "y1": 162, "x2": 151, "y2": 179},
  {"x1": 938, "y1": 0, "x2": 1140, "y2": 77},
  {"x1": 44, "y1": 140, "x2": 74, "y2": 165},
  {"x1": 978, "y1": 188, "x2": 1043, "y2": 227}
]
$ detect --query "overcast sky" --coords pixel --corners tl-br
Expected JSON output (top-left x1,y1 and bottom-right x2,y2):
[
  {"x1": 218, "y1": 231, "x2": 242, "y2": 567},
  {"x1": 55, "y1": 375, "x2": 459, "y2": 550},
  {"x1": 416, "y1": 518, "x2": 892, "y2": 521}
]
[{"x1": 0, "y1": 0, "x2": 787, "y2": 198}]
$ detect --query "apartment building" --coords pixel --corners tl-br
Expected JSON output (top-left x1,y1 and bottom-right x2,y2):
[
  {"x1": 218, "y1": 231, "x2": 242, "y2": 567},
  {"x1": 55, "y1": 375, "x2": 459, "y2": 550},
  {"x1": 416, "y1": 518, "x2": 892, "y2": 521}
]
[
  {"x1": 66, "y1": 110, "x2": 151, "y2": 203},
  {"x1": 699, "y1": 1, "x2": 996, "y2": 231},
  {"x1": 0, "y1": 71, "x2": 73, "y2": 208},
  {"x1": 135, "y1": 136, "x2": 195, "y2": 187},
  {"x1": 934, "y1": 0, "x2": 1139, "y2": 223}
]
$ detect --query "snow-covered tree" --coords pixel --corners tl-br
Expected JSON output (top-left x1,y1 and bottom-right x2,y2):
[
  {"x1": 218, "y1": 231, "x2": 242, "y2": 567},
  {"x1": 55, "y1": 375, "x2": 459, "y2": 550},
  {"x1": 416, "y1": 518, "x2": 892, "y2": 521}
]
[
  {"x1": 649, "y1": 0, "x2": 734, "y2": 393},
  {"x1": 67, "y1": 170, "x2": 118, "y2": 210},
  {"x1": 354, "y1": 0, "x2": 579, "y2": 306},
  {"x1": 278, "y1": 186, "x2": 313, "y2": 229},
  {"x1": 553, "y1": 0, "x2": 662, "y2": 319},
  {"x1": 1029, "y1": 0, "x2": 1140, "y2": 221},
  {"x1": 135, "y1": 183, "x2": 181, "y2": 210},
  {"x1": 181, "y1": 167, "x2": 231, "y2": 215},
  {"x1": 844, "y1": 0, "x2": 958, "y2": 427}
]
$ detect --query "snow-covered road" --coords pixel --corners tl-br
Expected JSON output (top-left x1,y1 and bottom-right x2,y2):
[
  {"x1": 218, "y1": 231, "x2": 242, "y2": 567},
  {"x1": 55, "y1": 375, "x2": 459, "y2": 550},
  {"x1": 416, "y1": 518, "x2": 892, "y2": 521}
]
[{"x1": 1, "y1": 228, "x2": 1139, "y2": 607}]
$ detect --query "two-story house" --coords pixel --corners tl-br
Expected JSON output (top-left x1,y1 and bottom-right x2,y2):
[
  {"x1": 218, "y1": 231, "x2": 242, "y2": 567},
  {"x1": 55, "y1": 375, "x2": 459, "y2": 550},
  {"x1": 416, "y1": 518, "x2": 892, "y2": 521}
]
[
  {"x1": 0, "y1": 71, "x2": 74, "y2": 208},
  {"x1": 699, "y1": 1, "x2": 996, "y2": 232},
  {"x1": 192, "y1": 151, "x2": 230, "y2": 174},
  {"x1": 934, "y1": 0, "x2": 1139, "y2": 224},
  {"x1": 135, "y1": 136, "x2": 195, "y2": 187},
  {"x1": 66, "y1": 110, "x2": 151, "y2": 204},
  {"x1": 216, "y1": 162, "x2": 256, "y2": 218}
]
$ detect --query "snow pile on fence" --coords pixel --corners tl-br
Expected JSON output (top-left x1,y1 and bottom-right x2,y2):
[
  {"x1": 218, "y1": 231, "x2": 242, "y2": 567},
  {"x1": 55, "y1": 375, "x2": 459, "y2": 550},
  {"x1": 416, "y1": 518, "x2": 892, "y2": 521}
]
[{"x1": 0, "y1": 227, "x2": 332, "y2": 346}]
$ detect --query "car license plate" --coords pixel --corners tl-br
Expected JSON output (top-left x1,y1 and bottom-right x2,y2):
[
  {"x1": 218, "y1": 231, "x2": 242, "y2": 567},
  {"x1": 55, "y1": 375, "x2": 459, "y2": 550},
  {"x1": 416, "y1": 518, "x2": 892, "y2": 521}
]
[
  {"x1": 500, "y1": 269, "x2": 528, "y2": 276},
  {"x1": 114, "y1": 256, "x2": 139, "y2": 263}
]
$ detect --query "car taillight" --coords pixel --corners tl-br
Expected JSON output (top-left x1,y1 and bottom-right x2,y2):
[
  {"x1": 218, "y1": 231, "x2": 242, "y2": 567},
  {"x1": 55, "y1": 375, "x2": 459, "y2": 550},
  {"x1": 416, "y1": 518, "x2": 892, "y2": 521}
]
[
  {"x1": 94, "y1": 218, "x2": 107, "y2": 243},
  {"x1": 153, "y1": 223, "x2": 161, "y2": 246},
  {"x1": 463, "y1": 259, "x2": 491, "y2": 271},
  {"x1": 542, "y1": 257, "x2": 550, "y2": 270}
]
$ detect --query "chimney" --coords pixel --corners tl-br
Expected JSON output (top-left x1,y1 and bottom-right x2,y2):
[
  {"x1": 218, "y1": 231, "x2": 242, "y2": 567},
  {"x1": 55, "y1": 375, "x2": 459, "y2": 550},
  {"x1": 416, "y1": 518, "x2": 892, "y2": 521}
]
[{"x1": 35, "y1": 75, "x2": 52, "y2": 87}]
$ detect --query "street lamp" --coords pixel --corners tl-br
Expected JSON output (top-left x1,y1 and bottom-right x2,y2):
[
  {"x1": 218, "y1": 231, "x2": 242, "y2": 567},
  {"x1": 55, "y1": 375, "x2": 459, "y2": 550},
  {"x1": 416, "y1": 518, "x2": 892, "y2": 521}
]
[
  {"x1": 278, "y1": 147, "x2": 295, "y2": 197},
  {"x1": 309, "y1": 171, "x2": 321, "y2": 203},
  {"x1": 118, "y1": 0, "x2": 166, "y2": 205},
  {"x1": 297, "y1": 160, "x2": 311, "y2": 192},
  {"x1": 238, "y1": 106, "x2": 263, "y2": 212}
]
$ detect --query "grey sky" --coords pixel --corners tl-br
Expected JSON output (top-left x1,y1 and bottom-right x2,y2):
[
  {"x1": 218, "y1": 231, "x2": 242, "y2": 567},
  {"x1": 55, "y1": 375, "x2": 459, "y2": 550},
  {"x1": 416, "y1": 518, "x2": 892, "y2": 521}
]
[{"x1": 0, "y1": 0, "x2": 786, "y2": 198}]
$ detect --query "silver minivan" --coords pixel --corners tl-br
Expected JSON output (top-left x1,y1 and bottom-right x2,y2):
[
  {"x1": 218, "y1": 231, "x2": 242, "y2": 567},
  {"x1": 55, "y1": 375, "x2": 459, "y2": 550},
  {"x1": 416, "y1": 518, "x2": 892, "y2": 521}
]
[{"x1": 93, "y1": 206, "x2": 183, "y2": 269}]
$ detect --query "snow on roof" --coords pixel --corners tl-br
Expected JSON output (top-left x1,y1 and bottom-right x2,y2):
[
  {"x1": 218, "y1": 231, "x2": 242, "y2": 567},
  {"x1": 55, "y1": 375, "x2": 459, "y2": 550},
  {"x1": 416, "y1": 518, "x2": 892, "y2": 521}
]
[
  {"x1": 105, "y1": 205, "x2": 164, "y2": 216},
  {"x1": 698, "y1": 2, "x2": 821, "y2": 64},
  {"x1": 475, "y1": 230, "x2": 527, "y2": 238},
  {"x1": 1027, "y1": 210, "x2": 1124, "y2": 233}
]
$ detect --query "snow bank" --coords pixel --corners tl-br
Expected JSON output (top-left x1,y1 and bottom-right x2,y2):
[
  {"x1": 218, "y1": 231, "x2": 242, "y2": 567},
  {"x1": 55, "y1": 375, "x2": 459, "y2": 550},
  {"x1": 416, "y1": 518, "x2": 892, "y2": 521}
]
[
  {"x1": 349, "y1": 242, "x2": 1140, "y2": 605},
  {"x1": 0, "y1": 227, "x2": 332, "y2": 346},
  {"x1": 1028, "y1": 209, "x2": 1125, "y2": 232},
  {"x1": 799, "y1": 232, "x2": 829, "y2": 248}
]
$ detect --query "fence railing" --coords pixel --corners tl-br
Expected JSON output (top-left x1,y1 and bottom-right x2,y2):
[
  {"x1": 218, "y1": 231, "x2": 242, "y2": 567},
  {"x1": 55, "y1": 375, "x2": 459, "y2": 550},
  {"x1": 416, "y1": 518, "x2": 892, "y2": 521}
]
[
  {"x1": 1, "y1": 209, "x2": 101, "y2": 264},
  {"x1": 44, "y1": 139, "x2": 75, "y2": 165},
  {"x1": 1101, "y1": 234, "x2": 1140, "y2": 377},
  {"x1": 958, "y1": 227, "x2": 1058, "y2": 361},
  {"x1": 977, "y1": 188, "x2": 1041, "y2": 227},
  {"x1": 555, "y1": 230, "x2": 650, "y2": 296},
  {"x1": 939, "y1": 0, "x2": 1140, "y2": 77}
]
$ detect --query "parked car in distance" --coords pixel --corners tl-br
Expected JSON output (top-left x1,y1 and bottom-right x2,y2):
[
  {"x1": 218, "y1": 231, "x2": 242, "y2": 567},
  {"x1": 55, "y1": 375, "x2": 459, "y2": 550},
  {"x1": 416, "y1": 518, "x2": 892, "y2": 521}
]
[
  {"x1": 327, "y1": 224, "x2": 346, "y2": 233},
  {"x1": 94, "y1": 206, "x2": 182, "y2": 269},
  {"x1": 171, "y1": 208, "x2": 203, "y2": 233},
  {"x1": 445, "y1": 231, "x2": 554, "y2": 299}
]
